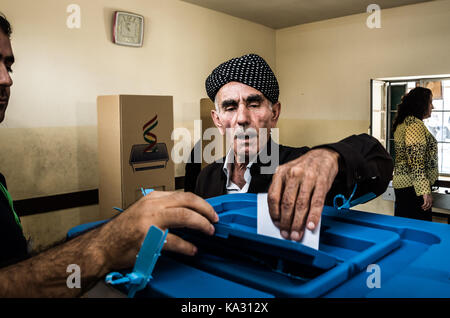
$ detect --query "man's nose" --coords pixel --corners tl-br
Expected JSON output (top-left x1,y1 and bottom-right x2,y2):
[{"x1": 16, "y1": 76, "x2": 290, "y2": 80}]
[
  {"x1": 236, "y1": 103, "x2": 250, "y2": 127},
  {"x1": 0, "y1": 64, "x2": 13, "y2": 87}
]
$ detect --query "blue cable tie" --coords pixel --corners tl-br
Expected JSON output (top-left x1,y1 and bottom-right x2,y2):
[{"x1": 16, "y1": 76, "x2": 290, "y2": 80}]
[
  {"x1": 112, "y1": 207, "x2": 124, "y2": 213},
  {"x1": 333, "y1": 184, "x2": 358, "y2": 210},
  {"x1": 333, "y1": 184, "x2": 376, "y2": 210},
  {"x1": 349, "y1": 192, "x2": 377, "y2": 207},
  {"x1": 141, "y1": 188, "x2": 155, "y2": 196},
  {"x1": 112, "y1": 188, "x2": 153, "y2": 214}
]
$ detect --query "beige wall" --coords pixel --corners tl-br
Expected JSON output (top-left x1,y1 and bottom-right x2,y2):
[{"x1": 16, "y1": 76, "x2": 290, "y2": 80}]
[
  {"x1": 276, "y1": 0, "x2": 450, "y2": 146},
  {"x1": 20, "y1": 205, "x2": 100, "y2": 252},
  {"x1": 275, "y1": 0, "x2": 450, "y2": 217},
  {"x1": 1, "y1": 0, "x2": 275, "y2": 249}
]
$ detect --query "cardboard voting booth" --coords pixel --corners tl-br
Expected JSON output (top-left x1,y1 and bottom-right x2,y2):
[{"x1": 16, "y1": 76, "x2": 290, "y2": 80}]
[{"x1": 97, "y1": 95, "x2": 175, "y2": 219}]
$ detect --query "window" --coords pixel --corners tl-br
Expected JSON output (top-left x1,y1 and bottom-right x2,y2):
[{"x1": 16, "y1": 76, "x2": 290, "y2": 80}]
[{"x1": 371, "y1": 76, "x2": 450, "y2": 178}]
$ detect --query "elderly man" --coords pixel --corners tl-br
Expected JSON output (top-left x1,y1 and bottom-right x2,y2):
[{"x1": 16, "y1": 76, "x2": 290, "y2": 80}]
[
  {"x1": 0, "y1": 14, "x2": 218, "y2": 297},
  {"x1": 193, "y1": 54, "x2": 393, "y2": 242}
]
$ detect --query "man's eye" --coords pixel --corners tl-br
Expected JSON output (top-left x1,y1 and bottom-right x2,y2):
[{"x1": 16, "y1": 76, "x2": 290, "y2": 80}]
[
  {"x1": 6, "y1": 66, "x2": 13, "y2": 73},
  {"x1": 225, "y1": 106, "x2": 236, "y2": 111},
  {"x1": 249, "y1": 104, "x2": 259, "y2": 108}
]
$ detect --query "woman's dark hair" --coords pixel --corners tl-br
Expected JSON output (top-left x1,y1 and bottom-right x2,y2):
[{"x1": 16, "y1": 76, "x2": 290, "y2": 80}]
[
  {"x1": 392, "y1": 86, "x2": 432, "y2": 132},
  {"x1": 0, "y1": 13, "x2": 12, "y2": 37}
]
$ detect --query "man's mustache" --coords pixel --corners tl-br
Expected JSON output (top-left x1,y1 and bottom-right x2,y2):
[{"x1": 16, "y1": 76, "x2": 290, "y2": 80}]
[
  {"x1": 0, "y1": 88, "x2": 8, "y2": 99},
  {"x1": 232, "y1": 127, "x2": 258, "y2": 139}
]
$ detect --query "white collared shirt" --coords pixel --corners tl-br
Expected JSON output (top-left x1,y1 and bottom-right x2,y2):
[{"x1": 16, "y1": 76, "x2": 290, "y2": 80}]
[{"x1": 223, "y1": 149, "x2": 256, "y2": 194}]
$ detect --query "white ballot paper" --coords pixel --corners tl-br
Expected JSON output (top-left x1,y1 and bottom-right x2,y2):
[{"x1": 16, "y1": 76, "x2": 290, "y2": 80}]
[{"x1": 257, "y1": 193, "x2": 321, "y2": 250}]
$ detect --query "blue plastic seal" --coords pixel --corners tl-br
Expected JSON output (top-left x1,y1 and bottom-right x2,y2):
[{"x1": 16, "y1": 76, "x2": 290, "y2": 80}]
[
  {"x1": 112, "y1": 207, "x2": 124, "y2": 213},
  {"x1": 141, "y1": 188, "x2": 154, "y2": 196},
  {"x1": 333, "y1": 184, "x2": 376, "y2": 210},
  {"x1": 105, "y1": 225, "x2": 168, "y2": 298}
]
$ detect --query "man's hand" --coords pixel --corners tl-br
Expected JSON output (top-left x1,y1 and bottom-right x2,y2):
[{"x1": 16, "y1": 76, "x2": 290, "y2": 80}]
[
  {"x1": 0, "y1": 191, "x2": 218, "y2": 298},
  {"x1": 267, "y1": 148, "x2": 339, "y2": 241},
  {"x1": 96, "y1": 191, "x2": 219, "y2": 272}
]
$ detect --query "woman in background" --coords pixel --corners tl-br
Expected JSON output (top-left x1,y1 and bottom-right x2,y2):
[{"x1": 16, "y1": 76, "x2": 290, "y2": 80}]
[{"x1": 392, "y1": 87, "x2": 438, "y2": 221}]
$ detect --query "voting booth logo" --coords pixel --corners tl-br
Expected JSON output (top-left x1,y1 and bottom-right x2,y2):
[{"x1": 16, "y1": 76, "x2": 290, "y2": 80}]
[
  {"x1": 143, "y1": 114, "x2": 158, "y2": 153},
  {"x1": 129, "y1": 114, "x2": 169, "y2": 172}
]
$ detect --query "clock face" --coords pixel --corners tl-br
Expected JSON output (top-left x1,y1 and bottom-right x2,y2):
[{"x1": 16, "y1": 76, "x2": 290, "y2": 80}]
[{"x1": 114, "y1": 12, "x2": 144, "y2": 47}]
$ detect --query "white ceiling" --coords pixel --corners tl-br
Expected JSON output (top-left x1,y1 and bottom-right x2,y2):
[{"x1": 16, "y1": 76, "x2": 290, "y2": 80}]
[{"x1": 180, "y1": 0, "x2": 434, "y2": 29}]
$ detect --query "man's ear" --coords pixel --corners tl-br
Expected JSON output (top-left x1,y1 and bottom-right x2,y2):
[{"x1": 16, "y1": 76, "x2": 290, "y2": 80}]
[
  {"x1": 211, "y1": 110, "x2": 225, "y2": 135},
  {"x1": 271, "y1": 102, "x2": 281, "y2": 127}
]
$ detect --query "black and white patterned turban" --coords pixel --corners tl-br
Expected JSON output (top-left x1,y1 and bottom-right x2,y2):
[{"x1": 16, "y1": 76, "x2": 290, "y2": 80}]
[{"x1": 205, "y1": 54, "x2": 279, "y2": 104}]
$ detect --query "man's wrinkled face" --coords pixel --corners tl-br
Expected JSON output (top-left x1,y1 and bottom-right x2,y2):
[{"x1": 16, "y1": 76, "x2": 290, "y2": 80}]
[
  {"x1": 211, "y1": 82, "x2": 280, "y2": 161},
  {"x1": 0, "y1": 31, "x2": 13, "y2": 123}
]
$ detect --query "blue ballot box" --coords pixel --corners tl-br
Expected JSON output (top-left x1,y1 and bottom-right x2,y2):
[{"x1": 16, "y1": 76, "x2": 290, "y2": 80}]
[{"x1": 68, "y1": 193, "x2": 450, "y2": 298}]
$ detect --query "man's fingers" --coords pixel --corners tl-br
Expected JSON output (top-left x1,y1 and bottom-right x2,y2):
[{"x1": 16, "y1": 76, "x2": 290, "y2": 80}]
[
  {"x1": 163, "y1": 233, "x2": 198, "y2": 256},
  {"x1": 305, "y1": 177, "x2": 328, "y2": 231},
  {"x1": 267, "y1": 169, "x2": 285, "y2": 221},
  {"x1": 279, "y1": 177, "x2": 300, "y2": 238},
  {"x1": 266, "y1": 150, "x2": 339, "y2": 242},
  {"x1": 290, "y1": 177, "x2": 315, "y2": 241},
  {"x1": 159, "y1": 207, "x2": 216, "y2": 236},
  {"x1": 166, "y1": 192, "x2": 219, "y2": 223}
]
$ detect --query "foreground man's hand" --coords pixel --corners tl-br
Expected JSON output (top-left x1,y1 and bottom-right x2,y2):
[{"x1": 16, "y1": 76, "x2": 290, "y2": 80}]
[
  {"x1": 96, "y1": 191, "x2": 219, "y2": 271},
  {"x1": 0, "y1": 191, "x2": 218, "y2": 298},
  {"x1": 268, "y1": 148, "x2": 339, "y2": 241}
]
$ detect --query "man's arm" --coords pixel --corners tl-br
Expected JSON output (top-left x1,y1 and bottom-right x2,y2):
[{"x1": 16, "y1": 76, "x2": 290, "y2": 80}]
[
  {"x1": 268, "y1": 134, "x2": 393, "y2": 241},
  {"x1": 0, "y1": 191, "x2": 218, "y2": 297},
  {"x1": 0, "y1": 225, "x2": 107, "y2": 297}
]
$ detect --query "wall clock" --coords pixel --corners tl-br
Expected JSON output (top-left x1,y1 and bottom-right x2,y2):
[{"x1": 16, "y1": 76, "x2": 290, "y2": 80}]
[{"x1": 113, "y1": 11, "x2": 144, "y2": 47}]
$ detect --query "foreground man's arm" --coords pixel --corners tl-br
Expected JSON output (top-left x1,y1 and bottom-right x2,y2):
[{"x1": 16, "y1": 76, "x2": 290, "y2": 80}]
[
  {"x1": 269, "y1": 134, "x2": 393, "y2": 241},
  {"x1": 0, "y1": 191, "x2": 218, "y2": 297}
]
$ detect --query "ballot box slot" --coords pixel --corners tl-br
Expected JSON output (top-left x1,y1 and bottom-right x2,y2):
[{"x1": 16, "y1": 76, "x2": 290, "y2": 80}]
[
  {"x1": 134, "y1": 165, "x2": 166, "y2": 171},
  {"x1": 167, "y1": 250, "x2": 317, "y2": 284},
  {"x1": 169, "y1": 229, "x2": 337, "y2": 284}
]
